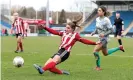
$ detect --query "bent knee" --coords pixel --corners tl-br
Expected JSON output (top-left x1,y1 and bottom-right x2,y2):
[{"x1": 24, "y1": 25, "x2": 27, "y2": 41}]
[{"x1": 103, "y1": 54, "x2": 108, "y2": 56}]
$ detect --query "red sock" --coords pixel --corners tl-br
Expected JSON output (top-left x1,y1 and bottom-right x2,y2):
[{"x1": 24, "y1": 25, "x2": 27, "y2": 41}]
[
  {"x1": 16, "y1": 42, "x2": 19, "y2": 51},
  {"x1": 19, "y1": 42, "x2": 23, "y2": 51},
  {"x1": 42, "y1": 61, "x2": 56, "y2": 71},
  {"x1": 49, "y1": 67, "x2": 63, "y2": 74}
]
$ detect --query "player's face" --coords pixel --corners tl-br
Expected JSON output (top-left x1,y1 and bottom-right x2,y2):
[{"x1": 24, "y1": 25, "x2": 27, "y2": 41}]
[
  {"x1": 65, "y1": 25, "x2": 73, "y2": 33},
  {"x1": 13, "y1": 13, "x2": 19, "y2": 19},
  {"x1": 97, "y1": 8, "x2": 104, "y2": 17},
  {"x1": 116, "y1": 13, "x2": 120, "y2": 18}
]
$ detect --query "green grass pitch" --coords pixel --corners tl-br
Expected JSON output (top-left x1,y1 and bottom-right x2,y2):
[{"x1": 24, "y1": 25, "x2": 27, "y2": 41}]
[{"x1": 1, "y1": 36, "x2": 133, "y2": 80}]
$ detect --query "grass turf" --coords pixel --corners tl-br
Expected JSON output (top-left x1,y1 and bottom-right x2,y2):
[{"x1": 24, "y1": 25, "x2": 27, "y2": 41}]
[{"x1": 1, "y1": 36, "x2": 133, "y2": 80}]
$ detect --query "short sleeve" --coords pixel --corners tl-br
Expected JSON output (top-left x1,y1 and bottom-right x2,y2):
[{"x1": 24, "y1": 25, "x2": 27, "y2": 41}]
[
  {"x1": 121, "y1": 19, "x2": 124, "y2": 25},
  {"x1": 59, "y1": 31, "x2": 64, "y2": 36},
  {"x1": 106, "y1": 18, "x2": 112, "y2": 28},
  {"x1": 75, "y1": 33, "x2": 81, "y2": 41}
]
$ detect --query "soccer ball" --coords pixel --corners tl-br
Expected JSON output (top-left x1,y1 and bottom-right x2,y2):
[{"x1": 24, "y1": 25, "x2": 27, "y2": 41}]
[{"x1": 13, "y1": 56, "x2": 24, "y2": 67}]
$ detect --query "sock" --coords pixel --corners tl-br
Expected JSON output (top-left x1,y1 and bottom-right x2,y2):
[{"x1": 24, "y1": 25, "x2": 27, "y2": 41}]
[
  {"x1": 16, "y1": 42, "x2": 19, "y2": 51},
  {"x1": 19, "y1": 42, "x2": 23, "y2": 51},
  {"x1": 49, "y1": 67, "x2": 63, "y2": 74},
  {"x1": 107, "y1": 47, "x2": 120, "y2": 55},
  {"x1": 93, "y1": 52, "x2": 100, "y2": 67},
  {"x1": 118, "y1": 39, "x2": 122, "y2": 45},
  {"x1": 42, "y1": 61, "x2": 56, "y2": 71}
]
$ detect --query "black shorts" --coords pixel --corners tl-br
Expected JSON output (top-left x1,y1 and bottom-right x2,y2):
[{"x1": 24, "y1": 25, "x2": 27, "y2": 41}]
[
  {"x1": 16, "y1": 33, "x2": 22, "y2": 38},
  {"x1": 115, "y1": 30, "x2": 122, "y2": 37},
  {"x1": 51, "y1": 48, "x2": 70, "y2": 62}
]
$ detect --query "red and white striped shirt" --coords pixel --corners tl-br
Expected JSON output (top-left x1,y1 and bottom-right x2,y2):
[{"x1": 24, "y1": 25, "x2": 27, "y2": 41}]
[
  {"x1": 12, "y1": 18, "x2": 24, "y2": 34},
  {"x1": 44, "y1": 27, "x2": 96, "y2": 52}
]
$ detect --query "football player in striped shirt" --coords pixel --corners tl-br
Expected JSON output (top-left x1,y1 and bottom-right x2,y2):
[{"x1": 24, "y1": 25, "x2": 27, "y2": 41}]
[
  {"x1": 11, "y1": 12, "x2": 25, "y2": 53},
  {"x1": 33, "y1": 20, "x2": 100, "y2": 75}
]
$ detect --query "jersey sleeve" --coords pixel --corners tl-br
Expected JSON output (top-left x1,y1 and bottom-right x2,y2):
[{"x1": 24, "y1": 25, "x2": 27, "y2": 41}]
[
  {"x1": 104, "y1": 18, "x2": 113, "y2": 36},
  {"x1": 121, "y1": 19, "x2": 124, "y2": 25},
  {"x1": 44, "y1": 27, "x2": 63, "y2": 36},
  {"x1": 75, "y1": 33, "x2": 96, "y2": 45},
  {"x1": 93, "y1": 19, "x2": 97, "y2": 34}
]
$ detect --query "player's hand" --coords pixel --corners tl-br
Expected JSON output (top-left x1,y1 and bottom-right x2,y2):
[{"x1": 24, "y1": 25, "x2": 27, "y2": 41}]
[
  {"x1": 96, "y1": 41, "x2": 101, "y2": 45},
  {"x1": 99, "y1": 34, "x2": 104, "y2": 38}
]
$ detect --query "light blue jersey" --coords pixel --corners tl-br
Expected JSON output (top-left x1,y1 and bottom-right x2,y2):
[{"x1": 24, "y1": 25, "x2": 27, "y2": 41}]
[
  {"x1": 93, "y1": 17, "x2": 113, "y2": 38},
  {"x1": 92, "y1": 17, "x2": 113, "y2": 48}
]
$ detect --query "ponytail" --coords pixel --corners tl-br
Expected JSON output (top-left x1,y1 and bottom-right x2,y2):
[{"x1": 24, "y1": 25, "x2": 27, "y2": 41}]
[
  {"x1": 104, "y1": 11, "x2": 111, "y2": 17},
  {"x1": 68, "y1": 13, "x2": 82, "y2": 31}
]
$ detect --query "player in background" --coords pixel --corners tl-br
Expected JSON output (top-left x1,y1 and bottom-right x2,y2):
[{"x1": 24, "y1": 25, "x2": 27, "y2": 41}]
[
  {"x1": 33, "y1": 19, "x2": 100, "y2": 75},
  {"x1": 91, "y1": 6, "x2": 125, "y2": 71},
  {"x1": 11, "y1": 12, "x2": 25, "y2": 53},
  {"x1": 113, "y1": 12, "x2": 125, "y2": 50}
]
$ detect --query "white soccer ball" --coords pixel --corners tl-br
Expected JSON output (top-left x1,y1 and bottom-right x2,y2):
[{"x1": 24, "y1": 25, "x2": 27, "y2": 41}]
[{"x1": 13, "y1": 56, "x2": 24, "y2": 67}]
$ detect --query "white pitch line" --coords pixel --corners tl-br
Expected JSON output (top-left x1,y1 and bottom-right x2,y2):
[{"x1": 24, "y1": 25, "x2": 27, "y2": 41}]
[{"x1": 76, "y1": 54, "x2": 133, "y2": 58}]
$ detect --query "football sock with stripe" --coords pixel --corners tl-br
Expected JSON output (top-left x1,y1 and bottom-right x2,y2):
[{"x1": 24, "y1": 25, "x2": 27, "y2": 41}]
[
  {"x1": 49, "y1": 67, "x2": 63, "y2": 74},
  {"x1": 94, "y1": 52, "x2": 100, "y2": 67},
  {"x1": 107, "y1": 47, "x2": 120, "y2": 55},
  {"x1": 42, "y1": 61, "x2": 56, "y2": 71}
]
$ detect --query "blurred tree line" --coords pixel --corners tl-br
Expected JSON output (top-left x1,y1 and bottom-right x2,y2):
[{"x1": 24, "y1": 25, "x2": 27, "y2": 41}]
[{"x1": 1, "y1": 4, "x2": 82, "y2": 24}]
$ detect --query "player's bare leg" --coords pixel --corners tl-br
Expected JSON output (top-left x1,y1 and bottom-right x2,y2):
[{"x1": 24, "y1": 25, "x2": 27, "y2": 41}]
[{"x1": 15, "y1": 36, "x2": 23, "y2": 53}]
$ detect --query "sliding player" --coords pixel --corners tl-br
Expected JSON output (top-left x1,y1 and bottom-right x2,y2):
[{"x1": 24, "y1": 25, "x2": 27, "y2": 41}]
[{"x1": 33, "y1": 19, "x2": 100, "y2": 75}]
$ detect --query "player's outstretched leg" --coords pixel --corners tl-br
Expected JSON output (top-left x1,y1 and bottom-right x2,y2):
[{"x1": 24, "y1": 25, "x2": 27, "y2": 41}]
[
  {"x1": 49, "y1": 67, "x2": 70, "y2": 75},
  {"x1": 33, "y1": 64, "x2": 44, "y2": 74},
  {"x1": 102, "y1": 45, "x2": 125, "y2": 57}
]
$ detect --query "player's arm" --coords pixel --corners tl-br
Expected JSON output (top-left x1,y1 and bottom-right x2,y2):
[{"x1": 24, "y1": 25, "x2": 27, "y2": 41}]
[
  {"x1": 122, "y1": 20, "x2": 124, "y2": 31},
  {"x1": 91, "y1": 19, "x2": 97, "y2": 36},
  {"x1": 91, "y1": 27, "x2": 97, "y2": 36},
  {"x1": 104, "y1": 19, "x2": 113, "y2": 37},
  {"x1": 10, "y1": 23, "x2": 14, "y2": 34},
  {"x1": 76, "y1": 33, "x2": 98, "y2": 45},
  {"x1": 21, "y1": 19, "x2": 25, "y2": 34},
  {"x1": 40, "y1": 25, "x2": 63, "y2": 36},
  {"x1": 113, "y1": 19, "x2": 116, "y2": 31}
]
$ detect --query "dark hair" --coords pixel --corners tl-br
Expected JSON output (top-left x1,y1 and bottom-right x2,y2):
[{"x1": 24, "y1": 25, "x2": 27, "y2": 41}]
[
  {"x1": 99, "y1": 6, "x2": 111, "y2": 17},
  {"x1": 67, "y1": 15, "x2": 82, "y2": 31}
]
